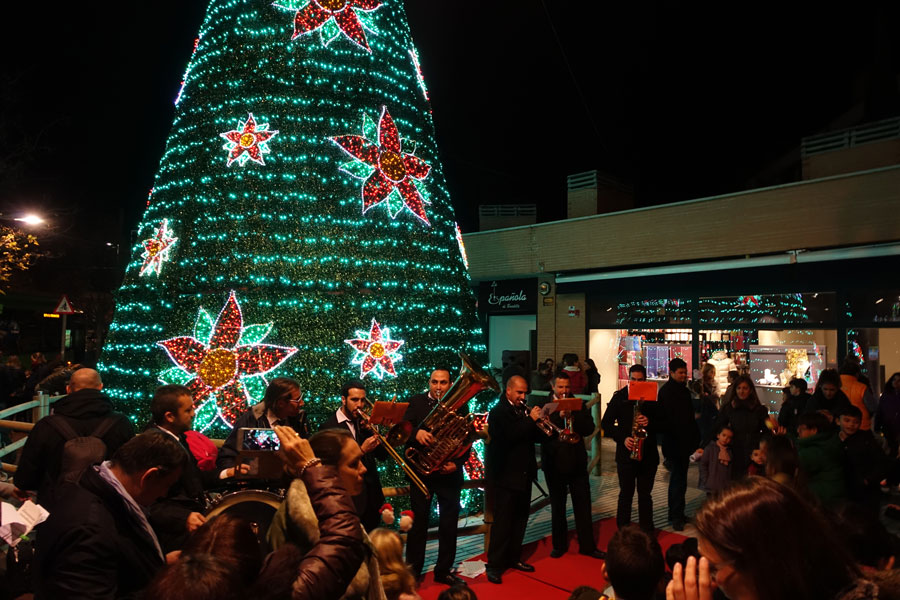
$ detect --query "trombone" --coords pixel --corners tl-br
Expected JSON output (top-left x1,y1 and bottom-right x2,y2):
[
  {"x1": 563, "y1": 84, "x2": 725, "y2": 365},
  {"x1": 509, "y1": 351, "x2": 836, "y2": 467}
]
[{"x1": 358, "y1": 398, "x2": 429, "y2": 497}]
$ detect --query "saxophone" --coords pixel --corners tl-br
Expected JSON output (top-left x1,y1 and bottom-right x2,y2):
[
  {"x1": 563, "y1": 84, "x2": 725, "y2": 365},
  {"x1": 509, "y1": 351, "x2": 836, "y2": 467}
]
[
  {"x1": 630, "y1": 400, "x2": 647, "y2": 461},
  {"x1": 404, "y1": 352, "x2": 499, "y2": 476}
]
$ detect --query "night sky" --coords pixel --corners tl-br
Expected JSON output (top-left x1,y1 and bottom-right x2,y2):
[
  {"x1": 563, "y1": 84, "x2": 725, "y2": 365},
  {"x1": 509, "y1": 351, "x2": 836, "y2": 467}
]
[{"x1": 2, "y1": 1, "x2": 898, "y2": 291}]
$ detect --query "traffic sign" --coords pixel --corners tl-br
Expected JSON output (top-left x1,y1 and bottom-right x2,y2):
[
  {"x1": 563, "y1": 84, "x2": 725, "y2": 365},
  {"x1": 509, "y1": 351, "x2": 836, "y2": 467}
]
[{"x1": 54, "y1": 295, "x2": 75, "y2": 315}]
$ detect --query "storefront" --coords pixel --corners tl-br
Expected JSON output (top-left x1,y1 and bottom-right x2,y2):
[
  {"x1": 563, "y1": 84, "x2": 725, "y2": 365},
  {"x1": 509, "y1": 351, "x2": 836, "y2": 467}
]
[
  {"x1": 564, "y1": 255, "x2": 899, "y2": 415},
  {"x1": 477, "y1": 278, "x2": 537, "y2": 371}
]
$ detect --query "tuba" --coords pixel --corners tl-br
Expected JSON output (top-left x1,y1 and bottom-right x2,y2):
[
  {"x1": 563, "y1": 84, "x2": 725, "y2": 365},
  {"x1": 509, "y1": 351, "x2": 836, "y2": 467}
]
[{"x1": 405, "y1": 352, "x2": 499, "y2": 476}]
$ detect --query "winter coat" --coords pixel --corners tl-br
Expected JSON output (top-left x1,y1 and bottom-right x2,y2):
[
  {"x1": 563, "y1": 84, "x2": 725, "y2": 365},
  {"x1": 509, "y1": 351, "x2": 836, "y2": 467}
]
[
  {"x1": 842, "y1": 430, "x2": 889, "y2": 502},
  {"x1": 34, "y1": 467, "x2": 164, "y2": 599},
  {"x1": 486, "y1": 396, "x2": 547, "y2": 491},
  {"x1": 266, "y1": 470, "x2": 385, "y2": 600},
  {"x1": 658, "y1": 378, "x2": 700, "y2": 461},
  {"x1": 540, "y1": 396, "x2": 595, "y2": 475},
  {"x1": 779, "y1": 391, "x2": 811, "y2": 434},
  {"x1": 563, "y1": 366, "x2": 586, "y2": 395},
  {"x1": 714, "y1": 402, "x2": 768, "y2": 475},
  {"x1": 699, "y1": 440, "x2": 732, "y2": 493},
  {"x1": 15, "y1": 388, "x2": 135, "y2": 507},
  {"x1": 806, "y1": 387, "x2": 852, "y2": 419},
  {"x1": 841, "y1": 374, "x2": 873, "y2": 430},
  {"x1": 876, "y1": 388, "x2": 900, "y2": 451},
  {"x1": 797, "y1": 431, "x2": 846, "y2": 507}
]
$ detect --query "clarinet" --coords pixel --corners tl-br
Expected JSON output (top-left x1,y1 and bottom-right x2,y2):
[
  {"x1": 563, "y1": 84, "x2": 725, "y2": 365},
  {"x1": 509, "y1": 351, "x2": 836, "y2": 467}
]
[{"x1": 630, "y1": 400, "x2": 647, "y2": 461}]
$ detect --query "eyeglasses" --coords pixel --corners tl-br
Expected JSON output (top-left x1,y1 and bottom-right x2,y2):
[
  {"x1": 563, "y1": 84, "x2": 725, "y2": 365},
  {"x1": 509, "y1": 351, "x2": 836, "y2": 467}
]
[{"x1": 286, "y1": 394, "x2": 304, "y2": 405}]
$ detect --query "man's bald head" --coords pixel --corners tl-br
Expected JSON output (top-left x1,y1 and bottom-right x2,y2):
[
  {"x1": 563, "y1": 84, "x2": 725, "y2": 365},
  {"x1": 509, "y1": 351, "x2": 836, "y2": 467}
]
[
  {"x1": 505, "y1": 375, "x2": 528, "y2": 405},
  {"x1": 67, "y1": 368, "x2": 103, "y2": 393}
]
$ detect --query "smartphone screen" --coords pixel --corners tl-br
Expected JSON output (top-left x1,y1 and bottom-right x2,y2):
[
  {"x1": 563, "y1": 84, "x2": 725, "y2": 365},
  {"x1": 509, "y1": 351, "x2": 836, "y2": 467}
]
[{"x1": 241, "y1": 428, "x2": 281, "y2": 451}]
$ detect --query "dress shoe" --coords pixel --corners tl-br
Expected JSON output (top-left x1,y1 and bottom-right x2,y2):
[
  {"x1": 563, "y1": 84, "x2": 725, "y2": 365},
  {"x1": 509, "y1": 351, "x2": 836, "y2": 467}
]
[
  {"x1": 549, "y1": 549, "x2": 565, "y2": 559},
  {"x1": 511, "y1": 561, "x2": 535, "y2": 572},
  {"x1": 486, "y1": 570, "x2": 503, "y2": 584},
  {"x1": 580, "y1": 549, "x2": 606, "y2": 559},
  {"x1": 434, "y1": 573, "x2": 467, "y2": 586}
]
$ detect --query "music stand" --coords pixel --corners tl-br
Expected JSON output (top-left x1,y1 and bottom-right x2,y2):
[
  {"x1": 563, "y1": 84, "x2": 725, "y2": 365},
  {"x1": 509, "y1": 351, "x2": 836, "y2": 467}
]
[
  {"x1": 368, "y1": 401, "x2": 409, "y2": 425},
  {"x1": 628, "y1": 381, "x2": 658, "y2": 402}
]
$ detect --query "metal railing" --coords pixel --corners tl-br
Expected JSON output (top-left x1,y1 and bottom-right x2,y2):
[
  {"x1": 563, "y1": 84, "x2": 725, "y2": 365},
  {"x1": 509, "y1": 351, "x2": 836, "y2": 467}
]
[
  {"x1": 0, "y1": 392, "x2": 62, "y2": 472},
  {"x1": 801, "y1": 116, "x2": 900, "y2": 158}
]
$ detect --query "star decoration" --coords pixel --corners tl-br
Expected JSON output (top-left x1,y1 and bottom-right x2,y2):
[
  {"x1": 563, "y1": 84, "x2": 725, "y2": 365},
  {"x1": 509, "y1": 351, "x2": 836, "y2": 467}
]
[
  {"x1": 287, "y1": 0, "x2": 381, "y2": 53},
  {"x1": 157, "y1": 291, "x2": 297, "y2": 429},
  {"x1": 344, "y1": 318, "x2": 404, "y2": 379},
  {"x1": 139, "y1": 219, "x2": 178, "y2": 277},
  {"x1": 739, "y1": 295, "x2": 762, "y2": 307},
  {"x1": 331, "y1": 107, "x2": 432, "y2": 226},
  {"x1": 219, "y1": 113, "x2": 279, "y2": 167}
]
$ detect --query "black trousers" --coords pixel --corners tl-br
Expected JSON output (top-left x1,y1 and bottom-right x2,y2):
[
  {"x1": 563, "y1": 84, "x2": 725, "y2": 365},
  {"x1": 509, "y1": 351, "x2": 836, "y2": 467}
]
[
  {"x1": 487, "y1": 484, "x2": 531, "y2": 571},
  {"x1": 545, "y1": 469, "x2": 595, "y2": 553},
  {"x1": 616, "y1": 459, "x2": 657, "y2": 532},
  {"x1": 667, "y1": 457, "x2": 689, "y2": 522},
  {"x1": 405, "y1": 473, "x2": 462, "y2": 577}
]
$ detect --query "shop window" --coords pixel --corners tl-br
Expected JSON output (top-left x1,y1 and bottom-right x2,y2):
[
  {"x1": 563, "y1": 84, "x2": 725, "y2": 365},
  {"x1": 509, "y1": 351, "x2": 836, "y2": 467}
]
[
  {"x1": 847, "y1": 328, "x2": 900, "y2": 394},
  {"x1": 589, "y1": 297, "x2": 692, "y2": 327},
  {"x1": 699, "y1": 293, "x2": 835, "y2": 325},
  {"x1": 845, "y1": 291, "x2": 900, "y2": 323}
]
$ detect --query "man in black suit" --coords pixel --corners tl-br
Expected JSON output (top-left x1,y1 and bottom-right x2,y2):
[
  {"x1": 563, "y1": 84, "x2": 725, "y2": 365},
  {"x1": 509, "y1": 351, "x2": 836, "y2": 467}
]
[
  {"x1": 403, "y1": 368, "x2": 469, "y2": 586},
  {"x1": 541, "y1": 372, "x2": 604, "y2": 559},
  {"x1": 319, "y1": 379, "x2": 388, "y2": 531},
  {"x1": 657, "y1": 358, "x2": 699, "y2": 531},
  {"x1": 35, "y1": 430, "x2": 186, "y2": 598},
  {"x1": 146, "y1": 384, "x2": 222, "y2": 552},
  {"x1": 216, "y1": 377, "x2": 309, "y2": 478},
  {"x1": 485, "y1": 375, "x2": 547, "y2": 584},
  {"x1": 600, "y1": 364, "x2": 662, "y2": 533}
]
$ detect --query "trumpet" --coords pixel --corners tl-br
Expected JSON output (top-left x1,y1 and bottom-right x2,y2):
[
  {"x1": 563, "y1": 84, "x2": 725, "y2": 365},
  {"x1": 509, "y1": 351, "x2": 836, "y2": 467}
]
[
  {"x1": 535, "y1": 402, "x2": 581, "y2": 444},
  {"x1": 358, "y1": 398, "x2": 429, "y2": 497}
]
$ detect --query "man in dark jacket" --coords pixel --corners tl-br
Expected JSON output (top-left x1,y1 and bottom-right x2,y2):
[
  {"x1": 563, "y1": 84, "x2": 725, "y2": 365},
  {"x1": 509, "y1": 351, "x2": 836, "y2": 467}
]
[
  {"x1": 779, "y1": 377, "x2": 811, "y2": 435},
  {"x1": 601, "y1": 364, "x2": 663, "y2": 533},
  {"x1": 35, "y1": 430, "x2": 186, "y2": 599},
  {"x1": 216, "y1": 377, "x2": 309, "y2": 477},
  {"x1": 319, "y1": 379, "x2": 389, "y2": 532},
  {"x1": 839, "y1": 405, "x2": 888, "y2": 514},
  {"x1": 402, "y1": 368, "x2": 470, "y2": 585},
  {"x1": 657, "y1": 358, "x2": 699, "y2": 531},
  {"x1": 541, "y1": 372, "x2": 603, "y2": 559},
  {"x1": 485, "y1": 375, "x2": 548, "y2": 584},
  {"x1": 146, "y1": 384, "x2": 221, "y2": 552},
  {"x1": 15, "y1": 368, "x2": 134, "y2": 507}
]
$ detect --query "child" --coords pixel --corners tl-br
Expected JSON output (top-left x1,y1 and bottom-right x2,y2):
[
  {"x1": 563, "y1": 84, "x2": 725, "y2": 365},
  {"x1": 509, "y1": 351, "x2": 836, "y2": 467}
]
[
  {"x1": 699, "y1": 424, "x2": 733, "y2": 495},
  {"x1": 796, "y1": 411, "x2": 846, "y2": 507},
  {"x1": 765, "y1": 435, "x2": 799, "y2": 487},
  {"x1": 369, "y1": 528, "x2": 420, "y2": 600},
  {"x1": 839, "y1": 405, "x2": 888, "y2": 513},
  {"x1": 747, "y1": 439, "x2": 767, "y2": 476},
  {"x1": 601, "y1": 525, "x2": 665, "y2": 600}
]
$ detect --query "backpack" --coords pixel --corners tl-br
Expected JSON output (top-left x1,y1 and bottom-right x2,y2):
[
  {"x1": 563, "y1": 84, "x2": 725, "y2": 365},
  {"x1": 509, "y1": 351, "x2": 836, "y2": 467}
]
[{"x1": 44, "y1": 415, "x2": 118, "y2": 483}]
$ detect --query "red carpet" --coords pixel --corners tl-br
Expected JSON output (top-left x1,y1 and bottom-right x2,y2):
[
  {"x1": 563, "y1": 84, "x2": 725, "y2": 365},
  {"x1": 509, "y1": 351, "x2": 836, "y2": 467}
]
[{"x1": 417, "y1": 518, "x2": 689, "y2": 600}]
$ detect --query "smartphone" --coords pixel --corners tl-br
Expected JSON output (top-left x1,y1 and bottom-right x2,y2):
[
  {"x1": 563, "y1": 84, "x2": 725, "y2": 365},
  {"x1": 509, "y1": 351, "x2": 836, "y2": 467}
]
[{"x1": 240, "y1": 428, "x2": 281, "y2": 451}]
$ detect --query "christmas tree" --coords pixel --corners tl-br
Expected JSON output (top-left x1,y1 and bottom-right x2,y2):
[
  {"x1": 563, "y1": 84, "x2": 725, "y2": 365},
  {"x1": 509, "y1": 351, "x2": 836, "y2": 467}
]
[{"x1": 99, "y1": 0, "x2": 488, "y2": 505}]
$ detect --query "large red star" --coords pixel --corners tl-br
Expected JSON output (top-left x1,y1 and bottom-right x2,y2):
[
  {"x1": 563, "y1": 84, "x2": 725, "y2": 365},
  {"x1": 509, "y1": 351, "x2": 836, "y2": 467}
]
[
  {"x1": 291, "y1": 0, "x2": 382, "y2": 53},
  {"x1": 139, "y1": 219, "x2": 178, "y2": 277},
  {"x1": 330, "y1": 107, "x2": 432, "y2": 226},
  {"x1": 220, "y1": 113, "x2": 279, "y2": 167},
  {"x1": 344, "y1": 318, "x2": 404, "y2": 379},
  {"x1": 157, "y1": 291, "x2": 297, "y2": 426}
]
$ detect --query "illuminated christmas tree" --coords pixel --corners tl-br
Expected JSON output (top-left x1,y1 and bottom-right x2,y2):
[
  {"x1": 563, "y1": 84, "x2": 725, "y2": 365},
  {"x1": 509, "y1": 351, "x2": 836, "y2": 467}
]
[{"x1": 100, "y1": 0, "x2": 487, "y2": 503}]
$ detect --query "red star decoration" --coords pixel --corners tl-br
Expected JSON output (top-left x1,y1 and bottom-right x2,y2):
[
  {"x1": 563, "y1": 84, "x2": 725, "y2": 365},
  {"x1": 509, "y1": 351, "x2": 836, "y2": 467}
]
[
  {"x1": 219, "y1": 113, "x2": 279, "y2": 167},
  {"x1": 344, "y1": 318, "x2": 404, "y2": 379},
  {"x1": 292, "y1": 0, "x2": 381, "y2": 52},
  {"x1": 139, "y1": 219, "x2": 178, "y2": 277},
  {"x1": 157, "y1": 291, "x2": 297, "y2": 425},
  {"x1": 331, "y1": 107, "x2": 432, "y2": 226}
]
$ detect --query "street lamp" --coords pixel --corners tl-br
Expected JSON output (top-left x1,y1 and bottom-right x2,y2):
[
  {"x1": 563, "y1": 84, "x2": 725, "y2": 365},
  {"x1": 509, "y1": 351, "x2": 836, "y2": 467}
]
[{"x1": 14, "y1": 214, "x2": 45, "y2": 226}]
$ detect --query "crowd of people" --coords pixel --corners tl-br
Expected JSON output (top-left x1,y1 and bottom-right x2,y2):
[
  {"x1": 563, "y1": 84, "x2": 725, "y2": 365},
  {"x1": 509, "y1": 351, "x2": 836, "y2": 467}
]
[{"x1": 1, "y1": 355, "x2": 900, "y2": 599}]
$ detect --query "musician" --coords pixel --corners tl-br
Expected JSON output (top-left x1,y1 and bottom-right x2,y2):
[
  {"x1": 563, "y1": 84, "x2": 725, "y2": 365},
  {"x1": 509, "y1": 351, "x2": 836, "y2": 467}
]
[
  {"x1": 403, "y1": 368, "x2": 468, "y2": 586},
  {"x1": 216, "y1": 377, "x2": 309, "y2": 478},
  {"x1": 541, "y1": 372, "x2": 604, "y2": 559},
  {"x1": 319, "y1": 379, "x2": 389, "y2": 531},
  {"x1": 146, "y1": 384, "x2": 219, "y2": 552},
  {"x1": 485, "y1": 375, "x2": 547, "y2": 584},
  {"x1": 600, "y1": 364, "x2": 662, "y2": 533}
]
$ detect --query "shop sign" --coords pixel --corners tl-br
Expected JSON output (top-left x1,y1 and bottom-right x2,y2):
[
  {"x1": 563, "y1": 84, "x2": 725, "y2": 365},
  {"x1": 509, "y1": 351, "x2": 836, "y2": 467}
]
[{"x1": 479, "y1": 279, "x2": 536, "y2": 314}]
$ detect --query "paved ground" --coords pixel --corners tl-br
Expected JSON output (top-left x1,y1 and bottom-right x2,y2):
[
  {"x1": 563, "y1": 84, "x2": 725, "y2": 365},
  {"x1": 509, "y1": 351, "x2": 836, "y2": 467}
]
[{"x1": 423, "y1": 437, "x2": 704, "y2": 571}]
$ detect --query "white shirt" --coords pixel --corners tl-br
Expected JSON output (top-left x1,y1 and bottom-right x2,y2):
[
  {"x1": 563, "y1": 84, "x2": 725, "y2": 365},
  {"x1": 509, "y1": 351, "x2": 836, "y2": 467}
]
[{"x1": 335, "y1": 408, "x2": 357, "y2": 440}]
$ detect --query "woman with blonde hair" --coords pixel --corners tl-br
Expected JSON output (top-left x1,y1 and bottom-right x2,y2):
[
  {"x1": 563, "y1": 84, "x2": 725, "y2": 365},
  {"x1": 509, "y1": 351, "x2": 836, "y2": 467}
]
[{"x1": 369, "y1": 528, "x2": 420, "y2": 600}]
